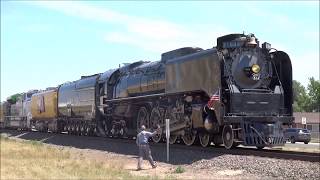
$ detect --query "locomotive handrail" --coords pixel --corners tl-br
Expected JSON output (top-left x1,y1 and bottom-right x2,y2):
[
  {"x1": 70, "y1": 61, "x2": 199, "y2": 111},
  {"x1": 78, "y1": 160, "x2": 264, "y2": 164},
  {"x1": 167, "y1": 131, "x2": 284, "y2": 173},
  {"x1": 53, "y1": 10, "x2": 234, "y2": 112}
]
[
  {"x1": 104, "y1": 93, "x2": 166, "y2": 102},
  {"x1": 104, "y1": 90, "x2": 206, "y2": 103},
  {"x1": 241, "y1": 89, "x2": 272, "y2": 93},
  {"x1": 4, "y1": 116, "x2": 27, "y2": 118}
]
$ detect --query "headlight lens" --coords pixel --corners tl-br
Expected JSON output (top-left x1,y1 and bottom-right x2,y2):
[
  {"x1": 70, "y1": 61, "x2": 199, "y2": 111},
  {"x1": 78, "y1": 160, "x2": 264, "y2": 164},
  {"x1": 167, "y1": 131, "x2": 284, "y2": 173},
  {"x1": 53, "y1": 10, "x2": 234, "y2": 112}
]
[{"x1": 251, "y1": 64, "x2": 261, "y2": 73}]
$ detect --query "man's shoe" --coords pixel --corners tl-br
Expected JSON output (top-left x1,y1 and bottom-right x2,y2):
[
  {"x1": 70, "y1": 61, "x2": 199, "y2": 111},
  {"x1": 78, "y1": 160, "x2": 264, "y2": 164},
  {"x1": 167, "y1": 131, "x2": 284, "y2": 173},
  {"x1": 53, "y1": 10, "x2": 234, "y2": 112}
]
[{"x1": 152, "y1": 164, "x2": 157, "y2": 169}]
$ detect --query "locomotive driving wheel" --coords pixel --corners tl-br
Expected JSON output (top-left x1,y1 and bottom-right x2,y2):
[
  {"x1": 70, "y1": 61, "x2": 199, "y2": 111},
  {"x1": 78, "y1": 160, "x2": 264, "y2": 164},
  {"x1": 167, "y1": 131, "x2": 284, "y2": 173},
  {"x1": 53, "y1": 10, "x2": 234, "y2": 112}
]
[
  {"x1": 102, "y1": 120, "x2": 109, "y2": 136},
  {"x1": 222, "y1": 125, "x2": 234, "y2": 149},
  {"x1": 169, "y1": 135, "x2": 178, "y2": 144},
  {"x1": 71, "y1": 124, "x2": 76, "y2": 135},
  {"x1": 80, "y1": 124, "x2": 84, "y2": 136},
  {"x1": 199, "y1": 133, "x2": 211, "y2": 147},
  {"x1": 75, "y1": 125, "x2": 80, "y2": 136},
  {"x1": 164, "y1": 109, "x2": 179, "y2": 144},
  {"x1": 150, "y1": 107, "x2": 162, "y2": 143},
  {"x1": 182, "y1": 131, "x2": 196, "y2": 146},
  {"x1": 137, "y1": 107, "x2": 150, "y2": 131},
  {"x1": 85, "y1": 125, "x2": 90, "y2": 136}
]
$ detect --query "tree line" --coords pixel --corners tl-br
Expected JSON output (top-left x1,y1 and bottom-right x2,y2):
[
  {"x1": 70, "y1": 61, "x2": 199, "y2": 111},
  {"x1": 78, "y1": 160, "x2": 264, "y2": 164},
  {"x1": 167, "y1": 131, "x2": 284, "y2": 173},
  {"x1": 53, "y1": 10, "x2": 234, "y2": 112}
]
[{"x1": 293, "y1": 77, "x2": 320, "y2": 112}]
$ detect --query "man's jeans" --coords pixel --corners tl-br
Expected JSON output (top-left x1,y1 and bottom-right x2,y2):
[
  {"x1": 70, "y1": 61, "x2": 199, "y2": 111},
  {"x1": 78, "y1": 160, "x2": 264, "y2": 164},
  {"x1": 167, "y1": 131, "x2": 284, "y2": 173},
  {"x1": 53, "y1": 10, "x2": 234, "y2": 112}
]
[{"x1": 137, "y1": 144, "x2": 156, "y2": 169}]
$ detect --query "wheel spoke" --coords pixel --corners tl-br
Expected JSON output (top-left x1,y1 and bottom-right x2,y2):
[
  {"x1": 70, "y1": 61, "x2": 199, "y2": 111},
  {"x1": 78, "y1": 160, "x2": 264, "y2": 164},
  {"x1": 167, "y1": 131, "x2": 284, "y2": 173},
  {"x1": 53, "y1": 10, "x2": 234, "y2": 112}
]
[
  {"x1": 199, "y1": 133, "x2": 210, "y2": 147},
  {"x1": 169, "y1": 135, "x2": 177, "y2": 144},
  {"x1": 151, "y1": 107, "x2": 162, "y2": 143},
  {"x1": 137, "y1": 107, "x2": 150, "y2": 132},
  {"x1": 182, "y1": 132, "x2": 196, "y2": 146}
]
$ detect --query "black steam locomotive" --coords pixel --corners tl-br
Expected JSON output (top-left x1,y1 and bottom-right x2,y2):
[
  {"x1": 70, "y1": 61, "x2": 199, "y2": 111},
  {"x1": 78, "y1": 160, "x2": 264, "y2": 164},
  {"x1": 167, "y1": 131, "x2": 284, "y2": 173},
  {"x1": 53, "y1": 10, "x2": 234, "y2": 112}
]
[
  {"x1": 94, "y1": 33, "x2": 293, "y2": 149},
  {"x1": 2, "y1": 33, "x2": 293, "y2": 149}
]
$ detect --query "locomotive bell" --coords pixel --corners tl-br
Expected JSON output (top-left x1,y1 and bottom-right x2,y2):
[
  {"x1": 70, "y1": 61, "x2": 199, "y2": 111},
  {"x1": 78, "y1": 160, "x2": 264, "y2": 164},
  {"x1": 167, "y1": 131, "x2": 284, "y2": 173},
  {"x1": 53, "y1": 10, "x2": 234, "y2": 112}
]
[{"x1": 247, "y1": 36, "x2": 257, "y2": 47}]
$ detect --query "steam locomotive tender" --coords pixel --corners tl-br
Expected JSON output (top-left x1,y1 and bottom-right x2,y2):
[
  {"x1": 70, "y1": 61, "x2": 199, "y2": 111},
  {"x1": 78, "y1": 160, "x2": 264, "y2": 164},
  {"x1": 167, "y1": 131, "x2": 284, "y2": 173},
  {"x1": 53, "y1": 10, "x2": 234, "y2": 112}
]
[{"x1": 98, "y1": 33, "x2": 293, "y2": 149}]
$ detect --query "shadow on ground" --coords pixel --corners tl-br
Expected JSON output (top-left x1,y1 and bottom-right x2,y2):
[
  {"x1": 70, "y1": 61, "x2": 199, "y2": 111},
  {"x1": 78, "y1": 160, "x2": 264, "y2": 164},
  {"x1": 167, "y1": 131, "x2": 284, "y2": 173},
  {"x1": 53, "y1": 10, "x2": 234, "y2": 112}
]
[{"x1": 0, "y1": 129, "x2": 223, "y2": 165}]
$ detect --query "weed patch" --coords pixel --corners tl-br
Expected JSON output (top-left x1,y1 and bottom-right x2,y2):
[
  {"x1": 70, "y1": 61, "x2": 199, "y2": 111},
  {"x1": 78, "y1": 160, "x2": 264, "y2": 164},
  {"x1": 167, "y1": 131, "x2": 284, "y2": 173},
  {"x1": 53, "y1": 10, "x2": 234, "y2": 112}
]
[{"x1": 174, "y1": 166, "x2": 185, "y2": 174}]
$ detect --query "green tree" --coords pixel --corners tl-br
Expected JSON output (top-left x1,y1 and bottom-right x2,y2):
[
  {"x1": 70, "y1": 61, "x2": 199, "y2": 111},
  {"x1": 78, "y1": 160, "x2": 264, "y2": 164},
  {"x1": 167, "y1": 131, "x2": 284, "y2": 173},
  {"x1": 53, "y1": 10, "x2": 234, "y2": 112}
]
[
  {"x1": 293, "y1": 80, "x2": 306, "y2": 101},
  {"x1": 293, "y1": 78, "x2": 320, "y2": 112},
  {"x1": 307, "y1": 77, "x2": 320, "y2": 112},
  {"x1": 6, "y1": 93, "x2": 22, "y2": 104},
  {"x1": 292, "y1": 80, "x2": 309, "y2": 112}
]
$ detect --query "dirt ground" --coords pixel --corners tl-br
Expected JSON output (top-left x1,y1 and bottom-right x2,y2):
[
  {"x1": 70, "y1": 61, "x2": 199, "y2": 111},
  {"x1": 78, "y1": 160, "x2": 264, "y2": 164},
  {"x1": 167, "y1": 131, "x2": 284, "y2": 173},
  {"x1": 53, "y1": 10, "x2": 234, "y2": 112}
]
[
  {"x1": 3, "y1": 130, "x2": 318, "y2": 180},
  {"x1": 58, "y1": 145, "x2": 259, "y2": 180}
]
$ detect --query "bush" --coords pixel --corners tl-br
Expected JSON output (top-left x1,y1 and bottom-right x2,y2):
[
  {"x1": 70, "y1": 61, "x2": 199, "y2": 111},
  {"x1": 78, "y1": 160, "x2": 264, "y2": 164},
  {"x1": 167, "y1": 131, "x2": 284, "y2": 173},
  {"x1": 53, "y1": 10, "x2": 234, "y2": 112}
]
[{"x1": 174, "y1": 166, "x2": 185, "y2": 173}]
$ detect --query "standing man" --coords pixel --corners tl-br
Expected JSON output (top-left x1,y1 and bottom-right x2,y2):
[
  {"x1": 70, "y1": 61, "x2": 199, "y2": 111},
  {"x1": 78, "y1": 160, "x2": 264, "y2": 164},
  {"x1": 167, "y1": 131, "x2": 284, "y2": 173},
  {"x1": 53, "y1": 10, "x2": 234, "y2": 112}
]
[{"x1": 136, "y1": 124, "x2": 161, "y2": 170}]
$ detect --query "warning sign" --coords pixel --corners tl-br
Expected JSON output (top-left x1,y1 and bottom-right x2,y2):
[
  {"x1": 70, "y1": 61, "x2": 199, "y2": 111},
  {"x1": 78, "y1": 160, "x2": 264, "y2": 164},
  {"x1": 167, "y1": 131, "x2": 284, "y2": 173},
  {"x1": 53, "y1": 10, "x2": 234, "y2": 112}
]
[{"x1": 302, "y1": 117, "x2": 307, "y2": 125}]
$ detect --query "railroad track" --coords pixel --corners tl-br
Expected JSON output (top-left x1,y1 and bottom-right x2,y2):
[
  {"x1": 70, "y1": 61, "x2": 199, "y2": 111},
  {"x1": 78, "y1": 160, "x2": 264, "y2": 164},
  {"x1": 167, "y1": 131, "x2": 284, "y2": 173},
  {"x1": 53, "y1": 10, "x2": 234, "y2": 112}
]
[
  {"x1": 152, "y1": 139, "x2": 320, "y2": 163},
  {"x1": 1, "y1": 129, "x2": 319, "y2": 163}
]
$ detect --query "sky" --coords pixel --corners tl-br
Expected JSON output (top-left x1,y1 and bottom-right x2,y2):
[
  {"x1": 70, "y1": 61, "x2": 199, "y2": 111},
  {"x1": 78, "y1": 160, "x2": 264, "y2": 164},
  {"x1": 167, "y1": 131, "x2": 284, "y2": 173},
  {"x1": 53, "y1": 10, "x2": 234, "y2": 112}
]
[{"x1": 1, "y1": 1, "x2": 319, "y2": 101}]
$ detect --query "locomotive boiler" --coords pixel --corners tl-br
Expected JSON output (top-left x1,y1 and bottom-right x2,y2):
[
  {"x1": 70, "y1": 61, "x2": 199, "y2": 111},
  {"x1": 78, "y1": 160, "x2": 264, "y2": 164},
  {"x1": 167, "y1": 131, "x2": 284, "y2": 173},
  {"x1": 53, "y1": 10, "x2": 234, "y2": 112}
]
[{"x1": 98, "y1": 33, "x2": 293, "y2": 149}]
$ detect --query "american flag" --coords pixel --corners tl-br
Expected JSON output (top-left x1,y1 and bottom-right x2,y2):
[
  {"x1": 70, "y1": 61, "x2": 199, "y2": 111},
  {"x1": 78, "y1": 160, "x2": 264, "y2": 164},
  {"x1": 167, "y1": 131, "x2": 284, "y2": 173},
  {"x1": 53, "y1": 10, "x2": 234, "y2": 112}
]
[{"x1": 207, "y1": 90, "x2": 220, "y2": 109}]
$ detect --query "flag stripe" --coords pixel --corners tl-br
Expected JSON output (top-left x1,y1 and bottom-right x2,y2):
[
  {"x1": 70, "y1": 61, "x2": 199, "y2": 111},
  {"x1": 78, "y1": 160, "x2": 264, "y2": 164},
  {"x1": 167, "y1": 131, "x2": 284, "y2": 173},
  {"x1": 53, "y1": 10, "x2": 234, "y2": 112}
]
[{"x1": 207, "y1": 90, "x2": 220, "y2": 108}]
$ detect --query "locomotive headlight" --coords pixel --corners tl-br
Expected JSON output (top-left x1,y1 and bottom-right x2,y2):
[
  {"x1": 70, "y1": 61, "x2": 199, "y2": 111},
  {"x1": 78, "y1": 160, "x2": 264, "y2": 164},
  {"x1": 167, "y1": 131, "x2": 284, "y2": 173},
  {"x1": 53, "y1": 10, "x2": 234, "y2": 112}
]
[{"x1": 251, "y1": 64, "x2": 261, "y2": 73}]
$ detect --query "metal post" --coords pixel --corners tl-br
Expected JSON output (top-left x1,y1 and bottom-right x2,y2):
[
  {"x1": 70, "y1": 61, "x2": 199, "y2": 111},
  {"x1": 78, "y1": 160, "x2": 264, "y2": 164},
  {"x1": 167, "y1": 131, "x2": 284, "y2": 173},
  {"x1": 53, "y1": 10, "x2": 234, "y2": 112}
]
[{"x1": 165, "y1": 119, "x2": 170, "y2": 162}]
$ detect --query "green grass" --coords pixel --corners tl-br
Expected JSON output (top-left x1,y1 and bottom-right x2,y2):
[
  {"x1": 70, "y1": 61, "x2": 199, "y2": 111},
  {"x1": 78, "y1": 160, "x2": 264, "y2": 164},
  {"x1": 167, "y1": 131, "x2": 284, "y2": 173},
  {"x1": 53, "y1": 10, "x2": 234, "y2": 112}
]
[
  {"x1": 0, "y1": 137, "x2": 158, "y2": 180},
  {"x1": 174, "y1": 166, "x2": 185, "y2": 174}
]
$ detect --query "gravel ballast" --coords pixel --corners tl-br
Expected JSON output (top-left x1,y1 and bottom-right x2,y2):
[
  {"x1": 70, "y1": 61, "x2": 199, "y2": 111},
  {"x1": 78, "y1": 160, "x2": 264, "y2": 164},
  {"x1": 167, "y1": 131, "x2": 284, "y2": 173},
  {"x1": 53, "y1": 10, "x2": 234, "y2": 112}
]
[{"x1": 191, "y1": 154, "x2": 320, "y2": 179}]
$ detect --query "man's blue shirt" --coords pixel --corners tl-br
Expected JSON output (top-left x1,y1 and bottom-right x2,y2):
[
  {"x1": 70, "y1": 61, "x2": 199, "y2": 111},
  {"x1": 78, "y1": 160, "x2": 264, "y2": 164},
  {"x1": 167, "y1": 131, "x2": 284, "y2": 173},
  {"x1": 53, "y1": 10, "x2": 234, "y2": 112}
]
[{"x1": 136, "y1": 130, "x2": 156, "y2": 145}]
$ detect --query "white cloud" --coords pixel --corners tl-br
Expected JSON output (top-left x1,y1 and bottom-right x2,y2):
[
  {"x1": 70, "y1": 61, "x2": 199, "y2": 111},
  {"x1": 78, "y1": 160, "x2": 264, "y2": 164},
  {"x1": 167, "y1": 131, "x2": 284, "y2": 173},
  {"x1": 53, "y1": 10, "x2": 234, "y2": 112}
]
[
  {"x1": 29, "y1": 1, "x2": 230, "y2": 53},
  {"x1": 30, "y1": 1, "x2": 319, "y2": 84},
  {"x1": 29, "y1": 1, "x2": 191, "y2": 39},
  {"x1": 104, "y1": 25, "x2": 229, "y2": 53}
]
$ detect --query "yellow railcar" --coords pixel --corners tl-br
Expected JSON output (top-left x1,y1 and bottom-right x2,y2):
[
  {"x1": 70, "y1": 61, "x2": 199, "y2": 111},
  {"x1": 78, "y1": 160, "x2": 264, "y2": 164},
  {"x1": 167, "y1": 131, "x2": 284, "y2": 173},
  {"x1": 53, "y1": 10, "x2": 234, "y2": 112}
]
[
  {"x1": 31, "y1": 89, "x2": 58, "y2": 131},
  {"x1": 0, "y1": 102, "x2": 10, "y2": 128},
  {"x1": 31, "y1": 90, "x2": 58, "y2": 120}
]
